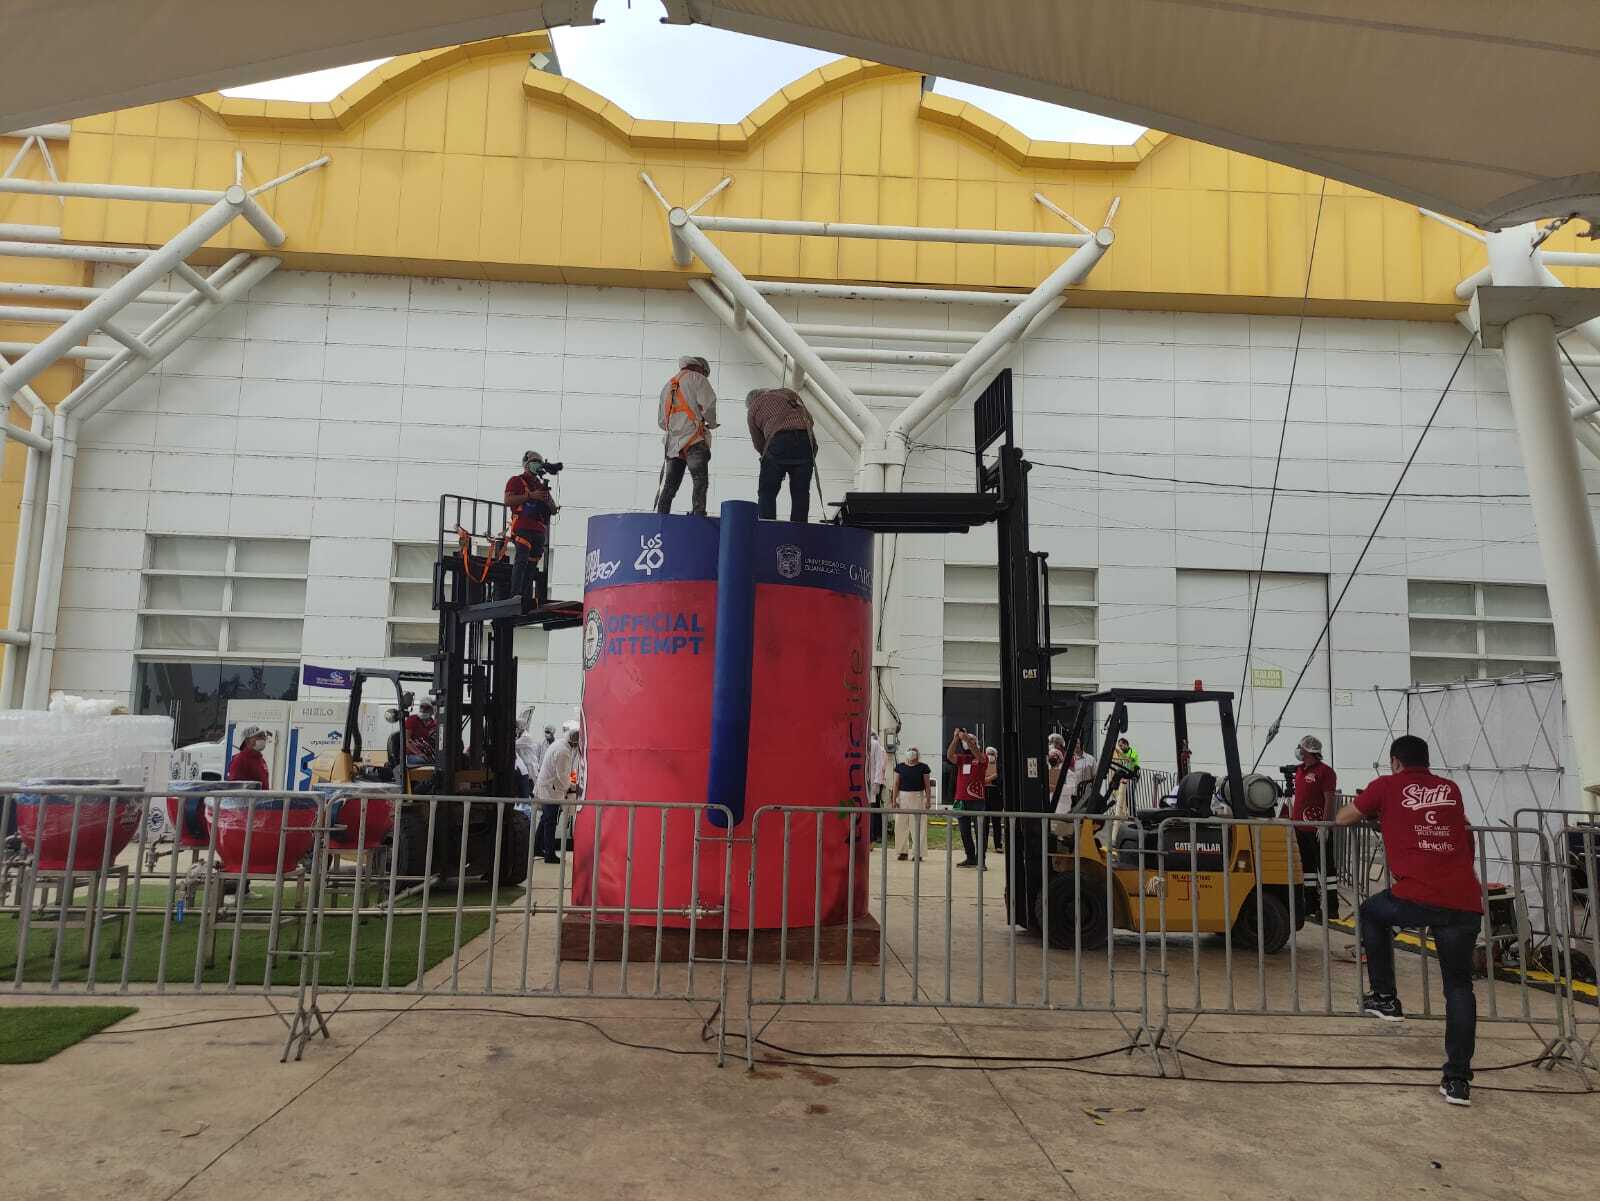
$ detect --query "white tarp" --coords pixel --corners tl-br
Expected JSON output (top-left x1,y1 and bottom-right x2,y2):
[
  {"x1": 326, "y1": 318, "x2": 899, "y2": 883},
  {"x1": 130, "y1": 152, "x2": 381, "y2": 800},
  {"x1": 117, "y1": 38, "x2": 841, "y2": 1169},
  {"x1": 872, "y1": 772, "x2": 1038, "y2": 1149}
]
[{"x1": 2, "y1": 2, "x2": 1598, "y2": 229}]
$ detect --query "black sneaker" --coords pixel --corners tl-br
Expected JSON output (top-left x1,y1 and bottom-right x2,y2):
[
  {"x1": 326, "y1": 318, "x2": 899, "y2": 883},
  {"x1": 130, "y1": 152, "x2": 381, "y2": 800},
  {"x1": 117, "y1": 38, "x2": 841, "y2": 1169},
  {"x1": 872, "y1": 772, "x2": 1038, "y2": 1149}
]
[
  {"x1": 957, "y1": 859, "x2": 978, "y2": 868},
  {"x1": 1439, "y1": 1077, "x2": 1471, "y2": 1107},
  {"x1": 1362, "y1": 993, "x2": 1405, "y2": 1022}
]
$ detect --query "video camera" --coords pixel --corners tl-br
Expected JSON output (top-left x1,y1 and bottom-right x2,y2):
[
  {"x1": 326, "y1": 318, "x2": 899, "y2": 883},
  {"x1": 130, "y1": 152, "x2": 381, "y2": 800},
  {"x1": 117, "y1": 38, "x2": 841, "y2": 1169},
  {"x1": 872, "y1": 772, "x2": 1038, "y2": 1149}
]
[{"x1": 532, "y1": 460, "x2": 564, "y2": 477}]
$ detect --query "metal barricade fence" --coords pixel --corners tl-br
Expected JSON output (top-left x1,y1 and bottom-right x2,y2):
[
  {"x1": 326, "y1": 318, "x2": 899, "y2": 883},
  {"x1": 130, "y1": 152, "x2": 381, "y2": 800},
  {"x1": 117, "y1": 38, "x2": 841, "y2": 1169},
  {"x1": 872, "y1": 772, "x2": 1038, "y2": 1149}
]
[
  {"x1": 0, "y1": 785, "x2": 736, "y2": 1062},
  {"x1": 3, "y1": 782, "x2": 1594, "y2": 1080},
  {"x1": 1151, "y1": 814, "x2": 1587, "y2": 1076},
  {"x1": 1511, "y1": 806, "x2": 1600, "y2": 1074},
  {"x1": 741, "y1": 804, "x2": 1164, "y2": 1069}
]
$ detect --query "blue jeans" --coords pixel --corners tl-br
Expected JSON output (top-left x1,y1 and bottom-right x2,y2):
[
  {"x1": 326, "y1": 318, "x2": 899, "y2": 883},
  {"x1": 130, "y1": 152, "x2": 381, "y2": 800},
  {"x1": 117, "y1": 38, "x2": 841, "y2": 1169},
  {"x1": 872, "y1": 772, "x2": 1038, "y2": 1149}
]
[
  {"x1": 1359, "y1": 888, "x2": 1480, "y2": 1080},
  {"x1": 534, "y1": 803, "x2": 562, "y2": 859},
  {"x1": 757, "y1": 429, "x2": 814, "y2": 522}
]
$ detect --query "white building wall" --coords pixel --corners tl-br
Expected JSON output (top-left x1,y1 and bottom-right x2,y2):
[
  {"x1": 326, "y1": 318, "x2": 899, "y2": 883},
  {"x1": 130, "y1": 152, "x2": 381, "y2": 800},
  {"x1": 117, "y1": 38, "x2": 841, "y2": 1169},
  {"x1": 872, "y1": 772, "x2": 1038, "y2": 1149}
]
[{"x1": 52, "y1": 269, "x2": 1600, "y2": 793}]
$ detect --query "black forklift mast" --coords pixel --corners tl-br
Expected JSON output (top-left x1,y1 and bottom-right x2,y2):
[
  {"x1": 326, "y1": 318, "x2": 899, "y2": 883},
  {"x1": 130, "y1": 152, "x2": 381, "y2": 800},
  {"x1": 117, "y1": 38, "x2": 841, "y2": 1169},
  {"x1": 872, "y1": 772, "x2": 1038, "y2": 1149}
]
[
  {"x1": 433, "y1": 494, "x2": 581, "y2": 796},
  {"x1": 835, "y1": 370, "x2": 1063, "y2": 927}
]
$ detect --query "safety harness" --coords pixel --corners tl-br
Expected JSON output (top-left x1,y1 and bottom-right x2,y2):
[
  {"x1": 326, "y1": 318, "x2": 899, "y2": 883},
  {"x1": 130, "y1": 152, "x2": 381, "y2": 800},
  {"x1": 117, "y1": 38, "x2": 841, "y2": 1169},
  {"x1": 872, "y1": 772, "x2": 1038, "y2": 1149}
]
[{"x1": 664, "y1": 371, "x2": 707, "y2": 455}]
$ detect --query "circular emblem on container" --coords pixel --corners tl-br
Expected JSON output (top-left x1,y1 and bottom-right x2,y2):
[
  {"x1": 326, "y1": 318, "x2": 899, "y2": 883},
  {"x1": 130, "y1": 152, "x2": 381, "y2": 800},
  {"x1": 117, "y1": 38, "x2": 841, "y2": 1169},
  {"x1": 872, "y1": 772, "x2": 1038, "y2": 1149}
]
[{"x1": 582, "y1": 608, "x2": 606, "y2": 670}]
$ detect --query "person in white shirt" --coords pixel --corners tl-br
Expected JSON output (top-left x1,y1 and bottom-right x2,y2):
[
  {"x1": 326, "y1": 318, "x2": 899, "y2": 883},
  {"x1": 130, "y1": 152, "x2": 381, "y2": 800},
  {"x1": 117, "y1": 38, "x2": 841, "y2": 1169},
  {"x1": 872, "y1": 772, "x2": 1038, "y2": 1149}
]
[
  {"x1": 1057, "y1": 741, "x2": 1097, "y2": 814},
  {"x1": 868, "y1": 731, "x2": 887, "y2": 843},
  {"x1": 533, "y1": 721, "x2": 580, "y2": 864},
  {"x1": 514, "y1": 721, "x2": 541, "y2": 799}
]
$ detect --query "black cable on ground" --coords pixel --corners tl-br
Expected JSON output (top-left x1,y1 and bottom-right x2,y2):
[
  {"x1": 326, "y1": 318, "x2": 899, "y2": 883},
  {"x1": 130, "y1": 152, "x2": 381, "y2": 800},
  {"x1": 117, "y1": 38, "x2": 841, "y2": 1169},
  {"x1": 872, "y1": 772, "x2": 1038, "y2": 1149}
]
[
  {"x1": 1240, "y1": 178, "x2": 1327, "y2": 717},
  {"x1": 1250, "y1": 333, "x2": 1477, "y2": 771},
  {"x1": 97, "y1": 1004, "x2": 1597, "y2": 1096}
]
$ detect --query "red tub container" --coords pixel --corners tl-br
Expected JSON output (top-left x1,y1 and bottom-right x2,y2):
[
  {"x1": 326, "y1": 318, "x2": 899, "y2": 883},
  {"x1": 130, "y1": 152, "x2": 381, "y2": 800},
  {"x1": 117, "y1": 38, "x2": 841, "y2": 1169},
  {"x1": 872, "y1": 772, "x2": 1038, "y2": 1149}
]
[
  {"x1": 213, "y1": 791, "x2": 317, "y2": 874},
  {"x1": 315, "y1": 782, "x2": 398, "y2": 851},
  {"x1": 164, "y1": 779, "x2": 258, "y2": 850},
  {"x1": 15, "y1": 777, "x2": 137, "y2": 871}
]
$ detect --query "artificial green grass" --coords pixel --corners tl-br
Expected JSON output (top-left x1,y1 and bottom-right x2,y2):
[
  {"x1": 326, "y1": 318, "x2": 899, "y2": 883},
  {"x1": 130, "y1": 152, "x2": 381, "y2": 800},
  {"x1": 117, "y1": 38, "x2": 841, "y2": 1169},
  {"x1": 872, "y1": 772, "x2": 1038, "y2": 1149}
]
[
  {"x1": 0, "y1": 1005, "x2": 137, "y2": 1063},
  {"x1": 0, "y1": 887, "x2": 517, "y2": 990}
]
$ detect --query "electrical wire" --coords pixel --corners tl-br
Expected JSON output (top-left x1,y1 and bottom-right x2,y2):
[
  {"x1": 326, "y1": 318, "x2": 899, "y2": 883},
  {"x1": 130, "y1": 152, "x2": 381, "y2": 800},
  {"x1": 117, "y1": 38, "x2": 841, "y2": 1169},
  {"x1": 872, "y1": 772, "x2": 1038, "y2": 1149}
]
[
  {"x1": 1560, "y1": 340, "x2": 1600, "y2": 410},
  {"x1": 1241, "y1": 178, "x2": 1328, "y2": 719},
  {"x1": 1250, "y1": 334, "x2": 1477, "y2": 771},
  {"x1": 97, "y1": 1005, "x2": 1596, "y2": 1094},
  {"x1": 910, "y1": 443, "x2": 1572, "y2": 503}
]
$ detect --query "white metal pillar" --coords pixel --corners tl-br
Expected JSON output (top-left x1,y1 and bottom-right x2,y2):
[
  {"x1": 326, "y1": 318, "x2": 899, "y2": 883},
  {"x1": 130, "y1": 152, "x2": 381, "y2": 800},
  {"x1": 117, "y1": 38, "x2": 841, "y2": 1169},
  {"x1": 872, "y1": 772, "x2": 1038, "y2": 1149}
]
[
  {"x1": 1498, "y1": 313, "x2": 1600, "y2": 808},
  {"x1": 1475, "y1": 225, "x2": 1600, "y2": 808}
]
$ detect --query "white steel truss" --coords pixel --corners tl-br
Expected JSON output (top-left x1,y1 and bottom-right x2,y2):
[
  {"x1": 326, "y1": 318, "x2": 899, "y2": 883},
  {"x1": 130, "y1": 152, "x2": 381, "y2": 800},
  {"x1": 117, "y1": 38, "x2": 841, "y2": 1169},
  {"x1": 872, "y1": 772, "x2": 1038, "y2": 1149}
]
[
  {"x1": 0, "y1": 147, "x2": 329, "y2": 707},
  {"x1": 1424, "y1": 208, "x2": 1600, "y2": 460},
  {"x1": 645, "y1": 174, "x2": 1115, "y2": 739}
]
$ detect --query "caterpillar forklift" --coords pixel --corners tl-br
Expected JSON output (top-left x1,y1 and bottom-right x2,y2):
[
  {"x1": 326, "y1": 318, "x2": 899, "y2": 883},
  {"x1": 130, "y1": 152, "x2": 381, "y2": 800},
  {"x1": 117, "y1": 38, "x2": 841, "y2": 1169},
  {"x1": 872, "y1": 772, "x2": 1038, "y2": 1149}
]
[
  {"x1": 317, "y1": 494, "x2": 581, "y2": 887},
  {"x1": 1045, "y1": 688, "x2": 1304, "y2": 953},
  {"x1": 836, "y1": 369, "x2": 1303, "y2": 951}
]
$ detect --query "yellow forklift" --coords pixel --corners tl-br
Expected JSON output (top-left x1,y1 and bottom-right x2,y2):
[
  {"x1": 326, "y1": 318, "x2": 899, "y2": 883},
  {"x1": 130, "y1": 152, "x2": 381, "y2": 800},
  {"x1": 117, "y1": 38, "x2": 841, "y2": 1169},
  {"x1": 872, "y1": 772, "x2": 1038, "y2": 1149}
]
[{"x1": 1047, "y1": 688, "x2": 1304, "y2": 952}]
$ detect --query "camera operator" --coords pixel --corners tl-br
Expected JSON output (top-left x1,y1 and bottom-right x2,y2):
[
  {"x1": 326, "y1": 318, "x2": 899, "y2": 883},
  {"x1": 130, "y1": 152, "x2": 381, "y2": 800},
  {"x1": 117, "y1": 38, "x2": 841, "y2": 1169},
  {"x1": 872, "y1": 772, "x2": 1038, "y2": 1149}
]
[{"x1": 504, "y1": 449, "x2": 562, "y2": 606}]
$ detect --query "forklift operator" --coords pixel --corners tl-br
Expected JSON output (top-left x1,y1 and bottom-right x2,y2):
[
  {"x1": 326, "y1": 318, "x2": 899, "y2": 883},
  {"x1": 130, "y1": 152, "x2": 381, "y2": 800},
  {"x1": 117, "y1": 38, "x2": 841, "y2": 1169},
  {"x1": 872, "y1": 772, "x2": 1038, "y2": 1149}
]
[{"x1": 505, "y1": 450, "x2": 561, "y2": 604}]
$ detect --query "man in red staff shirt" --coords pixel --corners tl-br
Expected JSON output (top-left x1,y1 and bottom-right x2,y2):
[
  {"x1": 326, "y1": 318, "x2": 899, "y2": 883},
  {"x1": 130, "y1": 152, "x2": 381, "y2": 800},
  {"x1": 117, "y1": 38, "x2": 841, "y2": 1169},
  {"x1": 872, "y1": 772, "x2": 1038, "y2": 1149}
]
[
  {"x1": 1336, "y1": 734, "x2": 1484, "y2": 1106},
  {"x1": 504, "y1": 450, "x2": 559, "y2": 606},
  {"x1": 947, "y1": 727, "x2": 990, "y2": 868},
  {"x1": 1289, "y1": 734, "x2": 1339, "y2": 920}
]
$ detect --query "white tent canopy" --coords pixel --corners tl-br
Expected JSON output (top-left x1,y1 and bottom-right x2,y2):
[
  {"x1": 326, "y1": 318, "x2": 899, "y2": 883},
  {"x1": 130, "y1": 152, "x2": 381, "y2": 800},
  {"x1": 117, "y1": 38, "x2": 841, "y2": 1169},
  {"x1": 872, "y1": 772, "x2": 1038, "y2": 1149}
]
[{"x1": 2, "y1": 1, "x2": 1597, "y2": 229}]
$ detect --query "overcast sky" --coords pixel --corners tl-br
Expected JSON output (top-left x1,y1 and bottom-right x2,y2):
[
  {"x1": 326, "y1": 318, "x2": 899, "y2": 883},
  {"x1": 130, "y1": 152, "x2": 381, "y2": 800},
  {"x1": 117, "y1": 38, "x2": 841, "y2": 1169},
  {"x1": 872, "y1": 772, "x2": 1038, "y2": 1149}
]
[{"x1": 224, "y1": 0, "x2": 1145, "y2": 144}]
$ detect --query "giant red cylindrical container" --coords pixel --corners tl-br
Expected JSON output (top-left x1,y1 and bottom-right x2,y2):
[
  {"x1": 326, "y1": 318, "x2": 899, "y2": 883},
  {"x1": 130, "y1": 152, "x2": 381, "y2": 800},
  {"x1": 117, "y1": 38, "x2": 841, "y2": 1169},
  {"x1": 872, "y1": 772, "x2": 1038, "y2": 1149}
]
[
  {"x1": 15, "y1": 778, "x2": 137, "y2": 871},
  {"x1": 574, "y1": 512, "x2": 872, "y2": 929},
  {"x1": 165, "y1": 779, "x2": 255, "y2": 850}
]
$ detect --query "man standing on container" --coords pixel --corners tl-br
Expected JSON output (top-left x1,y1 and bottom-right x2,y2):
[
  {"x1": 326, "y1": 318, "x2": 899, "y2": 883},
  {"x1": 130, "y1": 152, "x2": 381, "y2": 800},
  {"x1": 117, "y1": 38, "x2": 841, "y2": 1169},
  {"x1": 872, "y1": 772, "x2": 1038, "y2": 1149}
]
[
  {"x1": 655, "y1": 355, "x2": 718, "y2": 516},
  {"x1": 747, "y1": 386, "x2": 815, "y2": 523},
  {"x1": 1336, "y1": 735, "x2": 1483, "y2": 1106}
]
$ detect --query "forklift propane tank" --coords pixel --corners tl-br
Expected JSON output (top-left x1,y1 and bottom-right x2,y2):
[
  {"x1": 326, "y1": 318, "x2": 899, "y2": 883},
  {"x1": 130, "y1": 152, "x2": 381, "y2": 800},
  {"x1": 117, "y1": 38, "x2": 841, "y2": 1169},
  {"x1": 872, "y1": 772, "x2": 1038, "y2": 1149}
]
[{"x1": 1225, "y1": 772, "x2": 1282, "y2": 817}]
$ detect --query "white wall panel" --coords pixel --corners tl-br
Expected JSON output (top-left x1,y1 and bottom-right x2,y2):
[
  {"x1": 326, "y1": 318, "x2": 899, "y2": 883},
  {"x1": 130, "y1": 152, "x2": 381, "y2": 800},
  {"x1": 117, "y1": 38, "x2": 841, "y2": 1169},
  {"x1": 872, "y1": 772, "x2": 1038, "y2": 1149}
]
[{"x1": 44, "y1": 273, "x2": 1588, "y2": 760}]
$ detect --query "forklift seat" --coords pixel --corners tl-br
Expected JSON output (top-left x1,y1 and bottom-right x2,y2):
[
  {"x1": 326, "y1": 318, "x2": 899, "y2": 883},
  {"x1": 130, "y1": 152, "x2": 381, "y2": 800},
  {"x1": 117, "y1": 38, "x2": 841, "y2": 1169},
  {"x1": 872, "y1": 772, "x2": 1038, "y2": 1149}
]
[{"x1": 1133, "y1": 771, "x2": 1217, "y2": 827}]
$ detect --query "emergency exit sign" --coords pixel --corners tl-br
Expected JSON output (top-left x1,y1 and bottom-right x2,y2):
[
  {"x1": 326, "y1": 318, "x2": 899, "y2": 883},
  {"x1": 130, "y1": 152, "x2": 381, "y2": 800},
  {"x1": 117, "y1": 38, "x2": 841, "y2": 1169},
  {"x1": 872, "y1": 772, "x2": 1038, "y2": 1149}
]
[{"x1": 1251, "y1": 667, "x2": 1284, "y2": 689}]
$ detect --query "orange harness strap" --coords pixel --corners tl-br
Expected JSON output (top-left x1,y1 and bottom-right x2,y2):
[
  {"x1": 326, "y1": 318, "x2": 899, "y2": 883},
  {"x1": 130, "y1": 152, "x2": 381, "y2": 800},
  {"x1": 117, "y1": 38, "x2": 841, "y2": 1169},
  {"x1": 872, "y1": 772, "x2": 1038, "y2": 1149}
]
[
  {"x1": 665, "y1": 372, "x2": 706, "y2": 452},
  {"x1": 457, "y1": 524, "x2": 511, "y2": 585}
]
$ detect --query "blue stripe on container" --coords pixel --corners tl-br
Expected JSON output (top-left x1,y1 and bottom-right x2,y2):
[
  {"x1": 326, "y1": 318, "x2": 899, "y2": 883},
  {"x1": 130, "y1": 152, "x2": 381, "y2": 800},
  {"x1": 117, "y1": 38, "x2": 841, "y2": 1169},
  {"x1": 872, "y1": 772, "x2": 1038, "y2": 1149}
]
[{"x1": 705, "y1": 500, "x2": 758, "y2": 829}]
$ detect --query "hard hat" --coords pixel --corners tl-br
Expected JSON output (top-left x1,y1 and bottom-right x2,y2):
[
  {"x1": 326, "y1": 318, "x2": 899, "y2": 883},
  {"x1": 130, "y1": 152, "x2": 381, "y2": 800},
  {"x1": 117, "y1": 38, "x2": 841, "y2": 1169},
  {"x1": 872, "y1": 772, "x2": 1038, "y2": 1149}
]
[
  {"x1": 678, "y1": 354, "x2": 710, "y2": 374},
  {"x1": 238, "y1": 725, "x2": 272, "y2": 742},
  {"x1": 1297, "y1": 734, "x2": 1323, "y2": 756}
]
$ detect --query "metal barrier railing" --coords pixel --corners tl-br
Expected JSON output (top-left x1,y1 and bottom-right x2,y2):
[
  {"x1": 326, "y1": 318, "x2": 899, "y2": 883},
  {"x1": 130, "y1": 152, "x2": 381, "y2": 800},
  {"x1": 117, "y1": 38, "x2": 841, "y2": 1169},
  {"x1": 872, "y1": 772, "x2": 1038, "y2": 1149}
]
[
  {"x1": 3, "y1": 784, "x2": 1595, "y2": 1082},
  {"x1": 0, "y1": 786, "x2": 736, "y2": 1062},
  {"x1": 740, "y1": 804, "x2": 1164, "y2": 1069}
]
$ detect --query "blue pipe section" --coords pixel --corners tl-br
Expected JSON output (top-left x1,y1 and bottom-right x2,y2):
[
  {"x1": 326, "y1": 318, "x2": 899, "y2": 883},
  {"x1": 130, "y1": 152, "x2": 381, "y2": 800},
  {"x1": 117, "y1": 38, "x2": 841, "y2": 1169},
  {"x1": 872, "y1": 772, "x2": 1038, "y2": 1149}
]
[{"x1": 705, "y1": 500, "x2": 758, "y2": 828}]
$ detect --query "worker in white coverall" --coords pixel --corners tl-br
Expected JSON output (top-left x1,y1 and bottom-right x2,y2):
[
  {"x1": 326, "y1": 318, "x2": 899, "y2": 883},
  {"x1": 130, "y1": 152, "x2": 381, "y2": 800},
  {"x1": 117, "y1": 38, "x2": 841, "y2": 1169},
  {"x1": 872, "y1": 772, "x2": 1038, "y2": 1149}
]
[
  {"x1": 533, "y1": 721, "x2": 580, "y2": 865},
  {"x1": 655, "y1": 355, "x2": 719, "y2": 516}
]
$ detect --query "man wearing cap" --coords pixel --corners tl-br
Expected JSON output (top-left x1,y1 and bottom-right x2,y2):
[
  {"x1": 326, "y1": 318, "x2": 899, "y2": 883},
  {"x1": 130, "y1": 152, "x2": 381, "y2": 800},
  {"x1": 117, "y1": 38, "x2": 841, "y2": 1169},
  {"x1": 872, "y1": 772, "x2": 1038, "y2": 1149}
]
[
  {"x1": 656, "y1": 355, "x2": 718, "y2": 516},
  {"x1": 504, "y1": 450, "x2": 559, "y2": 605},
  {"x1": 1290, "y1": 733, "x2": 1339, "y2": 919},
  {"x1": 227, "y1": 725, "x2": 272, "y2": 789}
]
